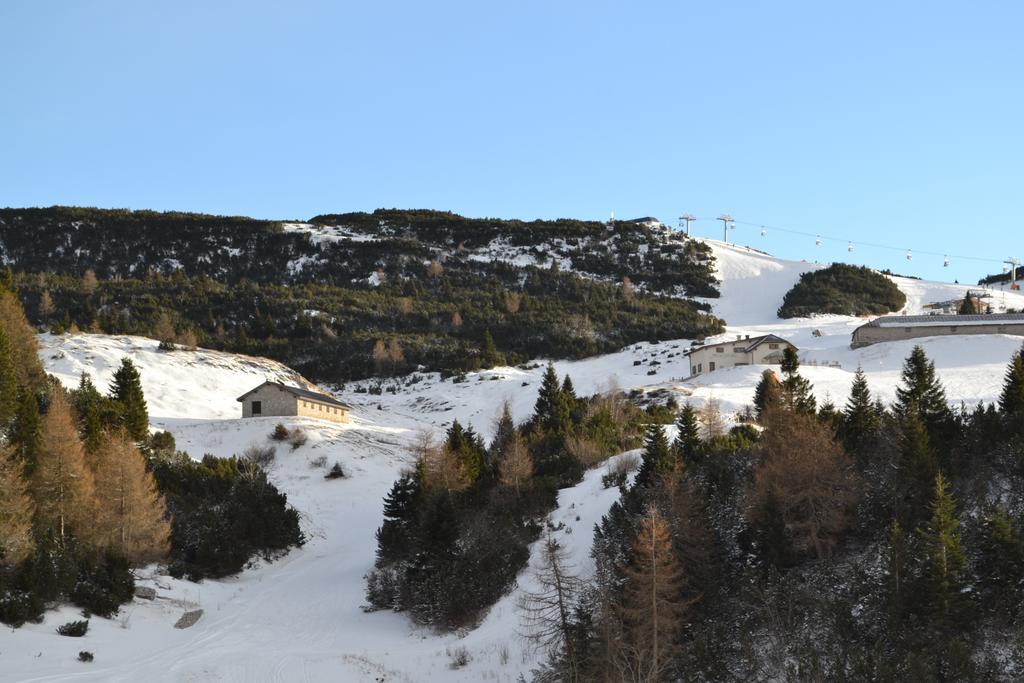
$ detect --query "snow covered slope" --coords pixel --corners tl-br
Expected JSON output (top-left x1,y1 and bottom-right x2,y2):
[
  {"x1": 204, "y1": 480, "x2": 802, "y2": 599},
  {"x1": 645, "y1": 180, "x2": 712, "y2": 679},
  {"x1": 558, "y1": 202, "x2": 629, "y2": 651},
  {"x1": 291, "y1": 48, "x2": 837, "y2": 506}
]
[{"x1": 6, "y1": 238, "x2": 1024, "y2": 682}]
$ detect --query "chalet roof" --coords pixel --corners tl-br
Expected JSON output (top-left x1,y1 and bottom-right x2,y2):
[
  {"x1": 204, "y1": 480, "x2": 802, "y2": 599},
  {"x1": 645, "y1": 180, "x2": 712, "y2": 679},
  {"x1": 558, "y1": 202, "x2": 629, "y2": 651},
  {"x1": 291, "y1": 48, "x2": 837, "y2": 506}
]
[
  {"x1": 858, "y1": 313, "x2": 1024, "y2": 329},
  {"x1": 236, "y1": 381, "x2": 350, "y2": 408},
  {"x1": 686, "y1": 334, "x2": 795, "y2": 356}
]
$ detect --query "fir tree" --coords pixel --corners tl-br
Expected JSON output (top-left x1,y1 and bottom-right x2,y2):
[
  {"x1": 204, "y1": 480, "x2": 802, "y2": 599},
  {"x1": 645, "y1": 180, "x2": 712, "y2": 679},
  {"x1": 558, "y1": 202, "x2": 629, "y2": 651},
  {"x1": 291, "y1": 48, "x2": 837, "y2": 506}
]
[
  {"x1": 481, "y1": 329, "x2": 502, "y2": 368},
  {"x1": 489, "y1": 400, "x2": 516, "y2": 459},
  {"x1": 32, "y1": 391, "x2": 97, "y2": 547},
  {"x1": 885, "y1": 518, "x2": 910, "y2": 627},
  {"x1": 109, "y1": 358, "x2": 149, "y2": 441},
  {"x1": 0, "y1": 327, "x2": 18, "y2": 426},
  {"x1": 780, "y1": 347, "x2": 816, "y2": 414},
  {"x1": 842, "y1": 366, "x2": 880, "y2": 457},
  {"x1": 917, "y1": 472, "x2": 972, "y2": 664},
  {"x1": 978, "y1": 505, "x2": 1024, "y2": 608},
  {"x1": 894, "y1": 346, "x2": 951, "y2": 428},
  {"x1": 0, "y1": 444, "x2": 35, "y2": 566},
  {"x1": 90, "y1": 431, "x2": 171, "y2": 564},
  {"x1": 672, "y1": 403, "x2": 702, "y2": 466},
  {"x1": 634, "y1": 424, "x2": 673, "y2": 489},
  {"x1": 533, "y1": 363, "x2": 563, "y2": 431},
  {"x1": 375, "y1": 472, "x2": 421, "y2": 565},
  {"x1": 998, "y1": 343, "x2": 1024, "y2": 420},
  {"x1": 71, "y1": 373, "x2": 106, "y2": 453},
  {"x1": 896, "y1": 408, "x2": 938, "y2": 529}
]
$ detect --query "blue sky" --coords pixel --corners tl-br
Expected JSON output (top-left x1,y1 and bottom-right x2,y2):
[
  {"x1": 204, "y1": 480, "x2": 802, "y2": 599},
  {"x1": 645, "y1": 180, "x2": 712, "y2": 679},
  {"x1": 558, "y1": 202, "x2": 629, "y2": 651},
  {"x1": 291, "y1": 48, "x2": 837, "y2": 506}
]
[{"x1": 1, "y1": 1, "x2": 1022, "y2": 283}]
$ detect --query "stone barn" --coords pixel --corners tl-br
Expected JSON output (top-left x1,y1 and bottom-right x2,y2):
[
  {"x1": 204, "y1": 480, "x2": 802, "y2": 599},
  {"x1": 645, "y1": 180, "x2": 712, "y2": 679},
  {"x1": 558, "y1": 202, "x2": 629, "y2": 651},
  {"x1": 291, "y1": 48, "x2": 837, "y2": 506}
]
[
  {"x1": 686, "y1": 334, "x2": 796, "y2": 377},
  {"x1": 236, "y1": 381, "x2": 351, "y2": 424},
  {"x1": 851, "y1": 313, "x2": 1024, "y2": 348}
]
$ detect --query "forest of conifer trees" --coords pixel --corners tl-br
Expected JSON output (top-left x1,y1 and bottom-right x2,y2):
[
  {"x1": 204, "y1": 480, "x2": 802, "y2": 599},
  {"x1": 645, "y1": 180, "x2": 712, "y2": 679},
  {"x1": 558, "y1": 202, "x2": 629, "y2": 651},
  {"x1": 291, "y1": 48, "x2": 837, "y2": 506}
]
[{"x1": 370, "y1": 338, "x2": 1024, "y2": 680}]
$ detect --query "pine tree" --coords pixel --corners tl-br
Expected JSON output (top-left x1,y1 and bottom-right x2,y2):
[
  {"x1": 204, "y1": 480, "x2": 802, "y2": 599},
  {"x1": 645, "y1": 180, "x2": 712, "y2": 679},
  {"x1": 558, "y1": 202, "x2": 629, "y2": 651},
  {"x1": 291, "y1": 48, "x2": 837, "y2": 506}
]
[
  {"x1": 780, "y1": 347, "x2": 817, "y2": 415},
  {"x1": 978, "y1": 505, "x2": 1024, "y2": 606},
  {"x1": 896, "y1": 408, "x2": 938, "y2": 528},
  {"x1": 71, "y1": 372, "x2": 106, "y2": 453},
  {"x1": 534, "y1": 363, "x2": 562, "y2": 426},
  {"x1": 109, "y1": 357, "x2": 149, "y2": 441},
  {"x1": 894, "y1": 346, "x2": 951, "y2": 427},
  {"x1": 634, "y1": 424, "x2": 673, "y2": 489},
  {"x1": 917, "y1": 473, "x2": 970, "y2": 634},
  {"x1": 885, "y1": 518, "x2": 910, "y2": 626},
  {"x1": 998, "y1": 343, "x2": 1024, "y2": 419},
  {"x1": 0, "y1": 444, "x2": 34, "y2": 566},
  {"x1": 489, "y1": 400, "x2": 516, "y2": 459},
  {"x1": 32, "y1": 390, "x2": 97, "y2": 546},
  {"x1": 481, "y1": 330, "x2": 502, "y2": 368},
  {"x1": 89, "y1": 431, "x2": 170, "y2": 564},
  {"x1": 842, "y1": 366, "x2": 880, "y2": 457},
  {"x1": 9, "y1": 390, "x2": 42, "y2": 472},
  {"x1": 0, "y1": 326, "x2": 17, "y2": 426},
  {"x1": 617, "y1": 505, "x2": 689, "y2": 682},
  {"x1": 672, "y1": 404, "x2": 702, "y2": 466}
]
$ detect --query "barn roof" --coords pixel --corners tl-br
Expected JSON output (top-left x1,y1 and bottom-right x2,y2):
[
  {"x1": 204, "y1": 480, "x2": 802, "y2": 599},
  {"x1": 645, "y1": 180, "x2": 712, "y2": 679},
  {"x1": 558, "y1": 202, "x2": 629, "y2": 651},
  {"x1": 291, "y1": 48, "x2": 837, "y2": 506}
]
[
  {"x1": 858, "y1": 313, "x2": 1024, "y2": 329},
  {"x1": 686, "y1": 334, "x2": 795, "y2": 356},
  {"x1": 236, "y1": 381, "x2": 350, "y2": 408}
]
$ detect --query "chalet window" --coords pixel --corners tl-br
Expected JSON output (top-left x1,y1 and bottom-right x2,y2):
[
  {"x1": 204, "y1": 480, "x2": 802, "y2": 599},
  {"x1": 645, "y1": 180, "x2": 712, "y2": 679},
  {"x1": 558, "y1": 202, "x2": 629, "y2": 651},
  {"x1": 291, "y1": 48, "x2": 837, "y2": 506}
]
[
  {"x1": 734, "y1": 347, "x2": 744, "y2": 353},
  {"x1": 715, "y1": 347, "x2": 724, "y2": 353},
  {"x1": 697, "y1": 363, "x2": 702, "y2": 373},
  {"x1": 251, "y1": 401, "x2": 262, "y2": 415},
  {"x1": 769, "y1": 343, "x2": 779, "y2": 349},
  {"x1": 709, "y1": 361, "x2": 716, "y2": 371}
]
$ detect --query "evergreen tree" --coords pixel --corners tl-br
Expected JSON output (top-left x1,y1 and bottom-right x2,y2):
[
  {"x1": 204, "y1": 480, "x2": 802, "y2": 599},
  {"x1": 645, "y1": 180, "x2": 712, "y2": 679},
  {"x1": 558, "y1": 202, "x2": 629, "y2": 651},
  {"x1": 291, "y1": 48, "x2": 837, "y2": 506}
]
[
  {"x1": 375, "y1": 472, "x2": 421, "y2": 565},
  {"x1": 9, "y1": 390, "x2": 42, "y2": 472},
  {"x1": 90, "y1": 431, "x2": 171, "y2": 564},
  {"x1": 71, "y1": 372, "x2": 106, "y2": 453},
  {"x1": 533, "y1": 363, "x2": 563, "y2": 431},
  {"x1": 634, "y1": 424, "x2": 673, "y2": 489},
  {"x1": 894, "y1": 346, "x2": 952, "y2": 428},
  {"x1": 672, "y1": 403, "x2": 702, "y2": 466},
  {"x1": 445, "y1": 420, "x2": 485, "y2": 485},
  {"x1": 0, "y1": 444, "x2": 34, "y2": 566},
  {"x1": 489, "y1": 400, "x2": 516, "y2": 459},
  {"x1": 842, "y1": 366, "x2": 880, "y2": 457},
  {"x1": 896, "y1": 409, "x2": 938, "y2": 529},
  {"x1": 916, "y1": 472, "x2": 972, "y2": 670},
  {"x1": 885, "y1": 519, "x2": 910, "y2": 627},
  {"x1": 109, "y1": 358, "x2": 149, "y2": 441},
  {"x1": 617, "y1": 505, "x2": 689, "y2": 682},
  {"x1": 32, "y1": 391, "x2": 97, "y2": 547},
  {"x1": 0, "y1": 327, "x2": 18, "y2": 426},
  {"x1": 978, "y1": 505, "x2": 1024, "y2": 609},
  {"x1": 481, "y1": 329, "x2": 503, "y2": 368},
  {"x1": 779, "y1": 347, "x2": 816, "y2": 415},
  {"x1": 998, "y1": 343, "x2": 1024, "y2": 421}
]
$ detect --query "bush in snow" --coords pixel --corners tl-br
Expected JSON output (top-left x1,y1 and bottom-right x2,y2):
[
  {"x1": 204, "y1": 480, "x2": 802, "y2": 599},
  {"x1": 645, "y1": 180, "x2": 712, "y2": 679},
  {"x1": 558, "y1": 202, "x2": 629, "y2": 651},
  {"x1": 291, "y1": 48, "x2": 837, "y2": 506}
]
[
  {"x1": 288, "y1": 428, "x2": 308, "y2": 450},
  {"x1": 242, "y1": 443, "x2": 276, "y2": 467},
  {"x1": 270, "y1": 423, "x2": 290, "y2": 441},
  {"x1": 57, "y1": 620, "x2": 89, "y2": 637}
]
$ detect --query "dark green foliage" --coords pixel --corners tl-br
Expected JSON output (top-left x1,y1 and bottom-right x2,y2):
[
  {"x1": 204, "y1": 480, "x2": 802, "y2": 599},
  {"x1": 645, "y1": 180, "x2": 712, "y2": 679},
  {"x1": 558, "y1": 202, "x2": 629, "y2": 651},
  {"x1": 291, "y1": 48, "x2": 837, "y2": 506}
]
[
  {"x1": 57, "y1": 619, "x2": 89, "y2": 636},
  {"x1": 109, "y1": 358, "x2": 148, "y2": 441},
  {"x1": 777, "y1": 263, "x2": 906, "y2": 318},
  {"x1": 70, "y1": 552, "x2": 135, "y2": 618},
  {"x1": 1, "y1": 207, "x2": 723, "y2": 383},
  {"x1": 894, "y1": 346, "x2": 952, "y2": 427},
  {"x1": 533, "y1": 364, "x2": 570, "y2": 434},
  {"x1": 673, "y1": 404, "x2": 702, "y2": 465},
  {"x1": 152, "y1": 454, "x2": 304, "y2": 581},
  {"x1": 634, "y1": 424, "x2": 673, "y2": 488},
  {"x1": 841, "y1": 367, "x2": 880, "y2": 459},
  {"x1": 895, "y1": 410, "x2": 938, "y2": 528},
  {"x1": 9, "y1": 389, "x2": 42, "y2": 471},
  {"x1": 1000, "y1": 343, "x2": 1024, "y2": 425},
  {"x1": 78, "y1": 651, "x2": 94, "y2": 662},
  {"x1": 780, "y1": 347, "x2": 816, "y2": 415}
]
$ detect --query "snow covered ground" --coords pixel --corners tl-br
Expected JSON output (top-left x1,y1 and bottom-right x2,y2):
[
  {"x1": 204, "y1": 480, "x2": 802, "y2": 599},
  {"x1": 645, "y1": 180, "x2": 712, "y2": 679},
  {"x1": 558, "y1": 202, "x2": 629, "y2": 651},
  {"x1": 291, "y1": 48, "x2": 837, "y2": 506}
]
[{"x1": 5, "y1": 239, "x2": 1024, "y2": 682}]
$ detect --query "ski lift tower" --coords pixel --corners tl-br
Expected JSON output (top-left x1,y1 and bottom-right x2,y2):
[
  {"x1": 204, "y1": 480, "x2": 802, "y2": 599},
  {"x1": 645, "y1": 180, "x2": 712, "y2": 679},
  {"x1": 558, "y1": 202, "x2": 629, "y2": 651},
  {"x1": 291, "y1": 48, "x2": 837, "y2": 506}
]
[
  {"x1": 717, "y1": 213, "x2": 733, "y2": 244},
  {"x1": 679, "y1": 213, "x2": 695, "y2": 237},
  {"x1": 1006, "y1": 257, "x2": 1019, "y2": 287}
]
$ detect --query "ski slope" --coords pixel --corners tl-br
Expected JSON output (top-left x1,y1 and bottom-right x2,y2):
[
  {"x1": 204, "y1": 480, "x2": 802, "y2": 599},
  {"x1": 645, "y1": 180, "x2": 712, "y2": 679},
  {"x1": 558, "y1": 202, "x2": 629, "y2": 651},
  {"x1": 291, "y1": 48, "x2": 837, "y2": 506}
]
[{"x1": 5, "y1": 239, "x2": 1024, "y2": 682}]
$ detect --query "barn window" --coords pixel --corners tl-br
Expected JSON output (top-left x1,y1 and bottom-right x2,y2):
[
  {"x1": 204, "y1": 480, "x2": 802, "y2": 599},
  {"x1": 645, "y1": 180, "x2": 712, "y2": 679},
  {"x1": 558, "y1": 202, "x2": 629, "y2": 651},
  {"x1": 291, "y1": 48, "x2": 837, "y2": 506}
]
[
  {"x1": 769, "y1": 343, "x2": 779, "y2": 349},
  {"x1": 252, "y1": 401, "x2": 262, "y2": 415},
  {"x1": 715, "y1": 347, "x2": 724, "y2": 353}
]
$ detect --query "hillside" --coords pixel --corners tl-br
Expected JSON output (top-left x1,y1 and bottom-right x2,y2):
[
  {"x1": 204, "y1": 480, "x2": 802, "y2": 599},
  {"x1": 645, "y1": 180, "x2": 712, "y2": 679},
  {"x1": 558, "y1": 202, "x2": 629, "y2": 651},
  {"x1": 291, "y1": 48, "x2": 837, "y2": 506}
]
[
  {"x1": 0, "y1": 206, "x2": 723, "y2": 382},
  {"x1": 6, "y1": 230, "x2": 1024, "y2": 679}
]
